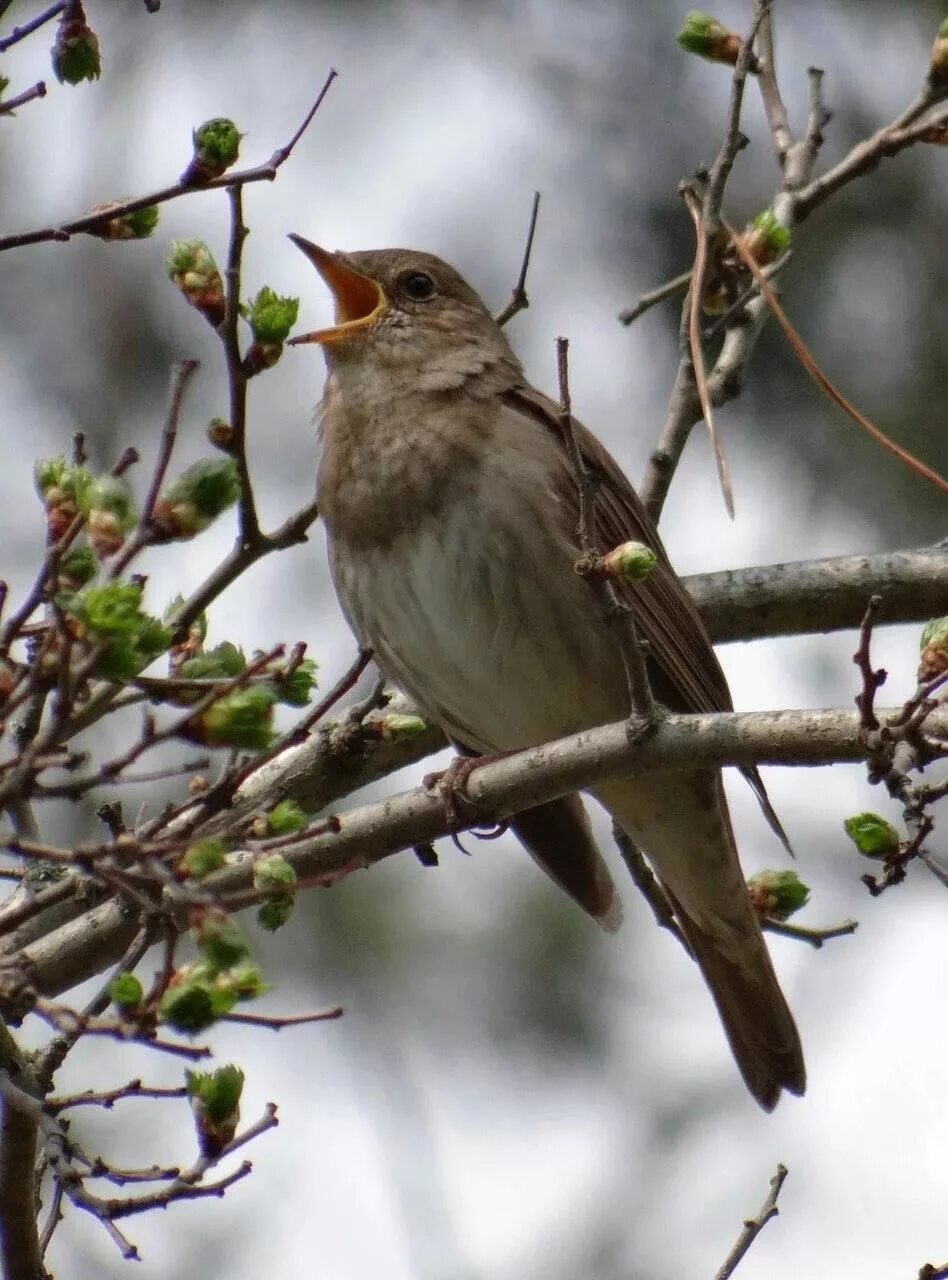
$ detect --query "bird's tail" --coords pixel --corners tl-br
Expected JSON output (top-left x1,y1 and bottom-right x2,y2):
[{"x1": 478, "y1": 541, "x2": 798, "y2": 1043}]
[{"x1": 595, "y1": 771, "x2": 805, "y2": 1110}]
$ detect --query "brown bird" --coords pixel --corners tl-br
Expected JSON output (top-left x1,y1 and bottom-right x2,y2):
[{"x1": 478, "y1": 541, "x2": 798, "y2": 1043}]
[{"x1": 288, "y1": 236, "x2": 805, "y2": 1110}]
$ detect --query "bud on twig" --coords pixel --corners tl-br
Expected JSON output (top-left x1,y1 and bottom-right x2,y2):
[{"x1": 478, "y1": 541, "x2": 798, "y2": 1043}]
[
  {"x1": 51, "y1": 2, "x2": 101, "y2": 85},
  {"x1": 743, "y1": 211, "x2": 791, "y2": 266},
  {"x1": 375, "y1": 712, "x2": 429, "y2": 740},
  {"x1": 918, "y1": 616, "x2": 948, "y2": 680},
  {"x1": 747, "y1": 870, "x2": 810, "y2": 921},
  {"x1": 272, "y1": 656, "x2": 317, "y2": 707},
  {"x1": 194, "y1": 909, "x2": 250, "y2": 972},
  {"x1": 186, "y1": 1064, "x2": 245, "y2": 1158},
  {"x1": 179, "y1": 838, "x2": 228, "y2": 879},
  {"x1": 188, "y1": 686, "x2": 277, "y2": 751},
  {"x1": 261, "y1": 802, "x2": 307, "y2": 836},
  {"x1": 57, "y1": 543, "x2": 98, "y2": 590},
  {"x1": 207, "y1": 417, "x2": 235, "y2": 451},
  {"x1": 35, "y1": 456, "x2": 93, "y2": 541},
  {"x1": 152, "y1": 457, "x2": 240, "y2": 539},
  {"x1": 677, "y1": 11, "x2": 758, "y2": 72},
  {"x1": 182, "y1": 118, "x2": 243, "y2": 185},
  {"x1": 167, "y1": 239, "x2": 226, "y2": 327},
  {"x1": 595, "y1": 541, "x2": 658, "y2": 582},
  {"x1": 58, "y1": 581, "x2": 170, "y2": 679},
  {"x1": 177, "y1": 641, "x2": 246, "y2": 683},
  {"x1": 242, "y1": 287, "x2": 300, "y2": 375},
  {"x1": 86, "y1": 200, "x2": 160, "y2": 241},
  {"x1": 81, "y1": 475, "x2": 137, "y2": 556},
  {"x1": 159, "y1": 974, "x2": 233, "y2": 1035},
  {"x1": 108, "y1": 971, "x2": 144, "y2": 1009},
  {"x1": 843, "y1": 812, "x2": 900, "y2": 859}
]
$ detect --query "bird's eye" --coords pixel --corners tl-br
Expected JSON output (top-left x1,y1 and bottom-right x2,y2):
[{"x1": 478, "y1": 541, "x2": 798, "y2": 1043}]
[{"x1": 399, "y1": 271, "x2": 437, "y2": 301}]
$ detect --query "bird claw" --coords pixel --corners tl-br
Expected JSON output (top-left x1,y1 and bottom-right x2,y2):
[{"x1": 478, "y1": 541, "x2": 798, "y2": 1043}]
[{"x1": 424, "y1": 753, "x2": 501, "y2": 830}]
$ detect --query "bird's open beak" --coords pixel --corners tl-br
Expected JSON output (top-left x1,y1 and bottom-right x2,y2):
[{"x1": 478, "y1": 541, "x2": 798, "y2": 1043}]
[{"x1": 286, "y1": 235, "x2": 386, "y2": 345}]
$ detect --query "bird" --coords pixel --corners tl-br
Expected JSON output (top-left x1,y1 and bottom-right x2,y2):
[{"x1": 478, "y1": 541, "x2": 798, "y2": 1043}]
[{"x1": 287, "y1": 235, "x2": 805, "y2": 1110}]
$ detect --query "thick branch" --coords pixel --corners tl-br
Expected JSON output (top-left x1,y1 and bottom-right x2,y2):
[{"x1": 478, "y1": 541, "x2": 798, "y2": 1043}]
[{"x1": 7, "y1": 704, "x2": 945, "y2": 1006}]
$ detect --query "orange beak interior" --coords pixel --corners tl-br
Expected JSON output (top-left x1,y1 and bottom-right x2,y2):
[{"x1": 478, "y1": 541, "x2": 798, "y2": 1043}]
[{"x1": 287, "y1": 235, "x2": 386, "y2": 345}]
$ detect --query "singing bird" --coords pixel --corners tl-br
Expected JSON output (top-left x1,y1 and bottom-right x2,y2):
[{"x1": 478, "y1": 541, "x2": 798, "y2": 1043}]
[{"x1": 288, "y1": 236, "x2": 805, "y2": 1110}]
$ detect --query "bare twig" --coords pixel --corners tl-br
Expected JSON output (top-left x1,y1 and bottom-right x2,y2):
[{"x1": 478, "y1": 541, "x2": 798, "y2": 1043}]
[
  {"x1": 611, "y1": 822, "x2": 690, "y2": 955},
  {"x1": 618, "y1": 269, "x2": 691, "y2": 325},
  {"x1": 0, "y1": 80, "x2": 47, "y2": 115},
  {"x1": 0, "y1": 1, "x2": 66, "y2": 52},
  {"x1": 762, "y1": 916, "x2": 858, "y2": 949},
  {"x1": 714, "y1": 1164, "x2": 788, "y2": 1280},
  {"x1": 495, "y1": 191, "x2": 541, "y2": 326},
  {"x1": 221, "y1": 1005, "x2": 343, "y2": 1030},
  {"x1": 110, "y1": 358, "x2": 200, "y2": 577}
]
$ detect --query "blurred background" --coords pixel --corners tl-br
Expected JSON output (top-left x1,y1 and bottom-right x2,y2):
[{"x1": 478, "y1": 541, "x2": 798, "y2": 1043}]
[{"x1": 1, "y1": 0, "x2": 947, "y2": 1276}]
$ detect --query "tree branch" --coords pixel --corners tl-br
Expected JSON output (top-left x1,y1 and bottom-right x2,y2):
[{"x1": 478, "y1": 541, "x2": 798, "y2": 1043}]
[{"x1": 5, "y1": 703, "x2": 945, "y2": 1008}]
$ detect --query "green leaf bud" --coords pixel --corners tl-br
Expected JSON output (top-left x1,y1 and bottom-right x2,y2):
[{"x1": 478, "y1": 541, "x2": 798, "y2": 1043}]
[
  {"x1": 376, "y1": 712, "x2": 429, "y2": 740},
  {"x1": 273, "y1": 657, "x2": 318, "y2": 707},
  {"x1": 257, "y1": 898, "x2": 295, "y2": 931},
  {"x1": 178, "y1": 641, "x2": 246, "y2": 682},
  {"x1": 180, "y1": 838, "x2": 228, "y2": 879},
  {"x1": 253, "y1": 852, "x2": 298, "y2": 891},
  {"x1": 153, "y1": 458, "x2": 240, "y2": 538},
  {"x1": 186, "y1": 1063, "x2": 244, "y2": 1154},
  {"x1": 183, "y1": 118, "x2": 244, "y2": 184},
  {"x1": 746, "y1": 869, "x2": 810, "y2": 922},
  {"x1": 843, "y1": 812, "x2": 900, "y2": 859},
  {"x1": 108, "y1": 971, "x2": 144, "y2": 1008},
  {"x1": 166, "y1": 239, "x2": 226, "y2": 326},
  {"x1": 599, "y1": 540, "x2": 658, "y2": 581},
  {"x1": 194, "y1": 910, "x2": 250, "y2": 973},
  {"x1": 264, "y1": 801, "x2": 307, "y2": 836},
  {"x1": 193, "y1": 686, "x2": 277, "y2": 751},
  {"x1": 51, "y1": 5, "x2": 101, "y2": 85}
]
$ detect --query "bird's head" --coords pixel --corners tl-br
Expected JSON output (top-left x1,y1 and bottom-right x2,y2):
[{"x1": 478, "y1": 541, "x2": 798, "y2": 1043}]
[{"x1": 287, "y1": 237, "x2": 521, "y2": 394}]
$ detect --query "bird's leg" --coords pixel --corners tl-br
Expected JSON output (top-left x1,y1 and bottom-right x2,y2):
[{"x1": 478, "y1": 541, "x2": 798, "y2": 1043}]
[{"x1": 424, "y1": 751, "x2": 510, "y2": 830}]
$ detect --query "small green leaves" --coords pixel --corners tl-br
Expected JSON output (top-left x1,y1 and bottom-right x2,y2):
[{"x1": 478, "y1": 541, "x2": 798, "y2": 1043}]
[
  {"x1": 51, "y1": 3, "x2": 101, "y2": 85},
  {"x1": 186, "y1": 1064, "x2": 244, "y2": 1156},
  {"x1": 35, "y1": 456, "x2": 93, "y2": 539},
  {"x1": 177, "y1": 641, "x2": 246, "y2": 682},
  {"x1": 194, "y1": 910, "x2": 250, "y2": 973},
  {"x1": 167, "y1": 239, "x2": 226, "y2": 327},
  {"x1": 241, "y1": 287, "x2": 301, "y2": 374},
  {"x1": 257, "y1": 899, "x2": 294, "y2": 932},
  {"x1": 81, "y1": 475, "x2": 136, "y2": 556},
  {"x1": 376, "y1": 712, "x2": 428, "y2": 740},
  {"x1": 746, "y1": 210, "x2": 791, "y2": 265},
  {"x1": 599, "y1": 541, "x2": 658, "y2": 581},
  {"x1": 919, "y1": 616, "x2": 948, "y2": 680},
  {"x1": 180, "y1": 838, "x2": 228, "y2": 880},
  {"x1": 108, "y1": 971, "x2": 144, "y2": 1009},
  {"x1": 58, "y1": 543, "x2": 99, "y2": 589},
  {"x1": 254, "y1": 853, "x2": 297, "y2": 891},
  {"x1": 246, "y1": 287, "x2": 300, "y2": 344},
  {"x1": 262, "y1": 801, "x2": 307, "y2": 836},
  {"x1": 191, "y1": 685, "x2": 278, "y2": 751},
  {"x1": 87, "y1": 201, "x2": 160, "y2": 241},
  {"x1": 184, "y1": 118, "x2": 244, "y2": 184},
  {"x1": 58, "y1": 581, "x2": 170, "y2": 679},
  {"x1": 160, "y1": 978, "x2": 232, "y2": 1035},
  {"x1": 254, "y1": 851, "x2": 298, "y2": 932},
  {"x1": 844, "y1": 812, "x2": 900, "y2": 859},
  {"x1": 153, "y1": 458, "x2": 240, "y2": 540},
  {"x1": 676, "y1": 11, "x2": 751, "y2": 68},
  {"x1": 747, "y1": 870, "x2": 810, "y2": 922},
  {"x1": 273, "y1": 657, "x2": 318, "y2": 707}
]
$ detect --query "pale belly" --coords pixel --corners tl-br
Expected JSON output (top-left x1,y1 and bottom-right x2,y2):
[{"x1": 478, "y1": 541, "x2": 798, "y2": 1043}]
[{"x1": 329, "y1": 501, "x2": 627, "y2": 753}]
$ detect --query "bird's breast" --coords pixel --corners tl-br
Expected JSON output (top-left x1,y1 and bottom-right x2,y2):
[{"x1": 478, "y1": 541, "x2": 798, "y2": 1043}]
[{"x1": 327, "y1": 457, "x2": 626, "y2": 752}]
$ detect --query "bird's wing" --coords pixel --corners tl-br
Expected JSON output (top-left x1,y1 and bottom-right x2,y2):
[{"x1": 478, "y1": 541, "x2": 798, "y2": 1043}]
[{"x1": 502, "y1": 384, "x2": 792, "y2": 856}]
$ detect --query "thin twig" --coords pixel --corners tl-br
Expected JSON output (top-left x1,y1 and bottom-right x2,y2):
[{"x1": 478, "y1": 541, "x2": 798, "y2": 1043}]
[
  {"x1": 618, "y1": 269, "x2": 691, "y2": 325},
  {"x1": 611, "y1": 822, "x2": 691, "y2": 955},
  {"x1": 762, "y1": 916, "x2": 858, "y2": 949},
  {"x1": 495, "y1": 191, "x2": 541, "y2": 326},
  {"x1": 0, "y1": 70, "x2": 339, "y2": 254},
  {"x1": 0, "y1": 80, "x2": 47, "y2": 115},
  {"x1": 110, "y1": 358, "x2": 200, "y2": 578},
  {"x1": 714, "y1": 1164, "x2": 788, "y2": 1280}
]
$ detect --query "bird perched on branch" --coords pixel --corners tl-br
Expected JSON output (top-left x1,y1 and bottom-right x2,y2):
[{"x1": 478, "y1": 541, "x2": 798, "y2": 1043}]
[{"x1": 288, "y1": 236, "x2": 805, "y2": 1110}]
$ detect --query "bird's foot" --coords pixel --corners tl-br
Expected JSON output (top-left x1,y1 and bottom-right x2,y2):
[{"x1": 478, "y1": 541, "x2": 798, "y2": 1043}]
[{"x1": 424, "y1": 752, "x2": 507, "y2": 830}]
